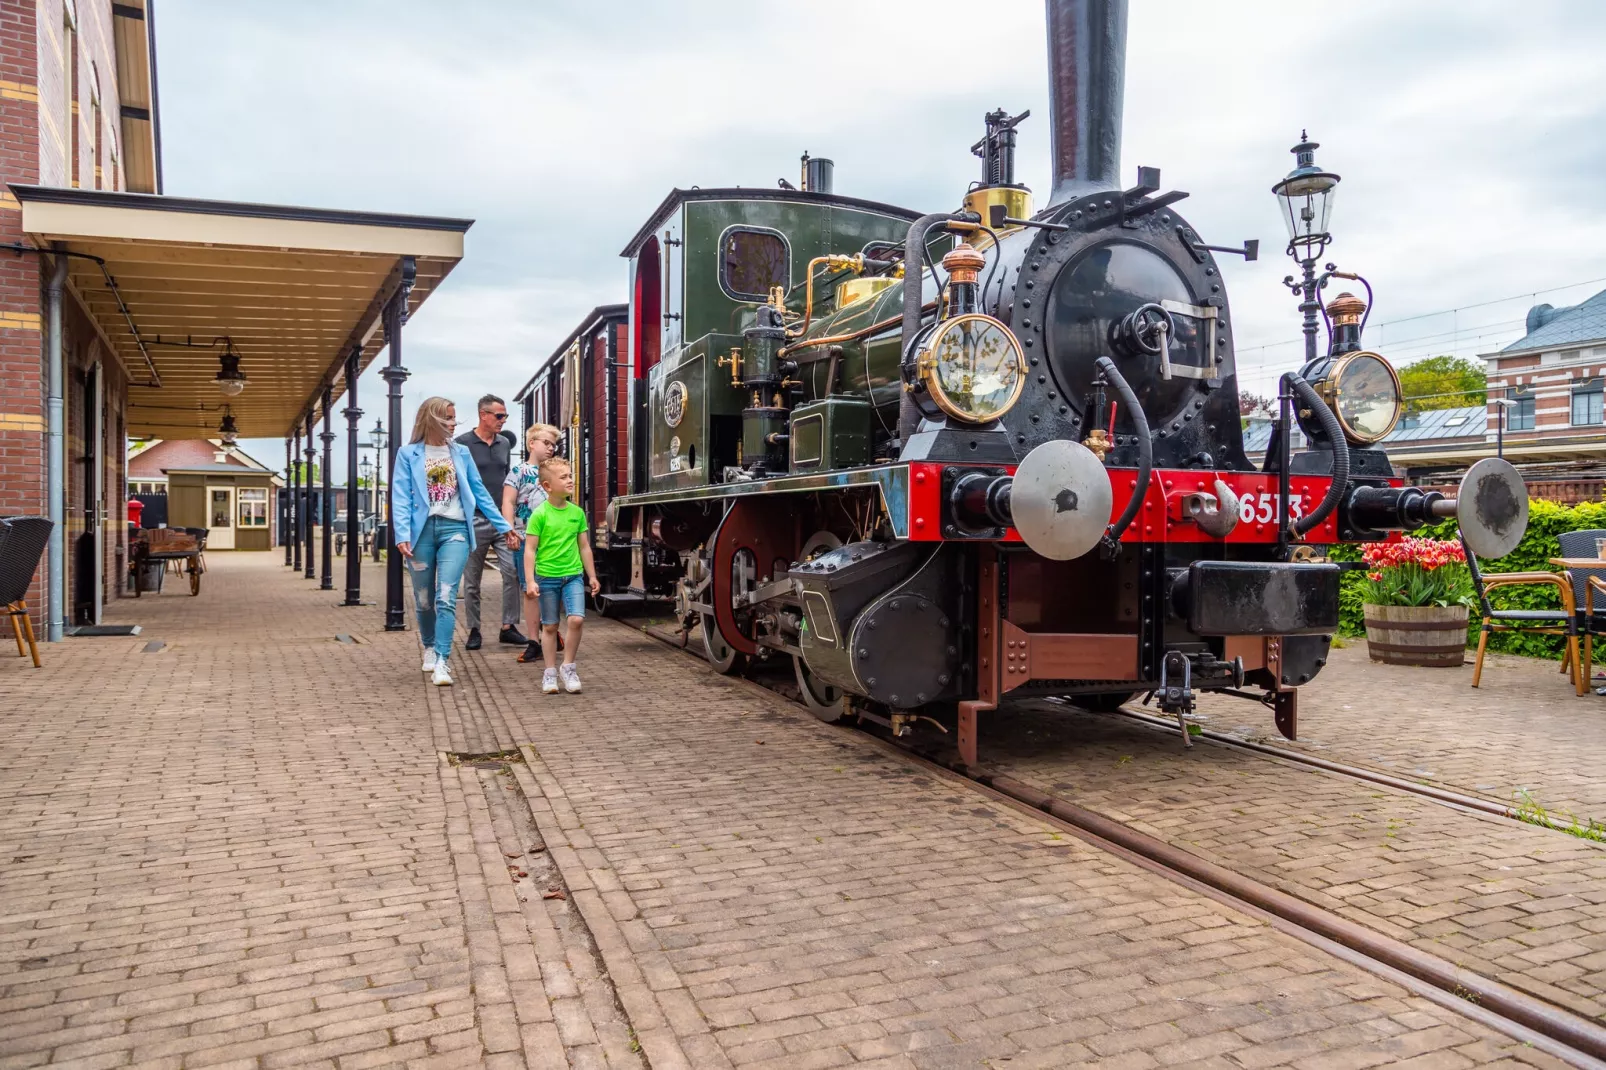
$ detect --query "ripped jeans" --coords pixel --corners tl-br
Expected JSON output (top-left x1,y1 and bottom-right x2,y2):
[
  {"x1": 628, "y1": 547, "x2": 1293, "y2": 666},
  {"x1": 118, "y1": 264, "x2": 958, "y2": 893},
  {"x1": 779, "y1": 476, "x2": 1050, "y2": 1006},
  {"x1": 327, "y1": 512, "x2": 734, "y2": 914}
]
[{"x1": 407, "y1": 516, "x2": 471, "y2": 660}]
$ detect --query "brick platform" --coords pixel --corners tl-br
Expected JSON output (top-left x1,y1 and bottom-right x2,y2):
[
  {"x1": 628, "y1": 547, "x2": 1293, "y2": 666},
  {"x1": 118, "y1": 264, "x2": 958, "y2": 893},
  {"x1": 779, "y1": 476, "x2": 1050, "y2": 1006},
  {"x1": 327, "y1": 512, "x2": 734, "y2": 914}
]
[
  {"x1": 1194, "y1": 642, "x2": 1606, "y2": 823},
  {"x1": 0, "y1": 554, "x2": 1578, "y2": 1068},
  {"x1": 986, "y1": 700, "x2": 1606, "y2": 1023},
  {"x1": 0, "y1": 553, "x2": 638, "y2": 1069}
]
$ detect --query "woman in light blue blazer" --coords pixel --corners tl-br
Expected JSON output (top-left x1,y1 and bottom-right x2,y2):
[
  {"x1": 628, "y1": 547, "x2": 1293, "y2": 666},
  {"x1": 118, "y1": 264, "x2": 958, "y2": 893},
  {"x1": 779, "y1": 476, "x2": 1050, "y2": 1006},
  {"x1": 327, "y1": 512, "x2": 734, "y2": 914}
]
[{"x1": 391, "y1": 397, "x2": 516, "y2": 685}]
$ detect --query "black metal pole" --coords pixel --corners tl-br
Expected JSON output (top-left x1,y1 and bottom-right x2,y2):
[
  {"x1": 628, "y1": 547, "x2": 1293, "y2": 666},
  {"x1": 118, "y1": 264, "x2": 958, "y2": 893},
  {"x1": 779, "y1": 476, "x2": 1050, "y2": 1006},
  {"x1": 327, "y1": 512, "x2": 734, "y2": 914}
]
[
  {"x1": 303, "y1": 421, "x2": 316, "y2": 580},
  {"x1": 291, "y1": 424, "x2": 302, "y2": 573},
  {"x1": 1300, "y1": 256, "x2": 1320, "y2": 363},
  {"x1": 1497, "y1": 396, "x2": 1505, "y2": 460},
  {"x1": 382, "y1": 258, "x2": 415, "y2": 631},
  {"x1": 343, "y1": 347, "x2": 364, "y2": 605},
  {"x1": 283, "y1": 438, "x2": 293, "y2": 566},
  {"x1": 320, "y1": 388, "x2": 335, "y2": 590}
]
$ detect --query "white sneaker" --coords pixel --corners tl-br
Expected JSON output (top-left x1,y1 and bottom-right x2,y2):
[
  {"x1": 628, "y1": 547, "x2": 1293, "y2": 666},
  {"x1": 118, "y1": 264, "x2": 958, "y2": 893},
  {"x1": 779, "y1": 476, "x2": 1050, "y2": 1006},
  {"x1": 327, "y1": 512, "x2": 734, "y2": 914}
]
[
  {"x1": 432, "y1": 660, "x2": 454, "y2": 687},
  {"x1": 560, "y1": 664, "x2": 582, "y2": 694},
  {"x1": 422, "y1": 649, "x2": 439, "y2": 674},
  {"x1": 542, "y1": 668, "x2": 559, "y2": 695}
]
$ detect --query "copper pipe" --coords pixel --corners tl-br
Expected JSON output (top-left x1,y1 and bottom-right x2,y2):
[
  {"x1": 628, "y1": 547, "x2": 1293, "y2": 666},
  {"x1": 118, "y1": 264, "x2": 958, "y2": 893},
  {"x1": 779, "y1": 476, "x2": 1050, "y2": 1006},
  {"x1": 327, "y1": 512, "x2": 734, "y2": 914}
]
[
  {"x1": 780, "y1": 300, "x2": 937, "y2": 360},
  {"x1": 791, "y1": 254, "x2": 869, "y2": 340}
]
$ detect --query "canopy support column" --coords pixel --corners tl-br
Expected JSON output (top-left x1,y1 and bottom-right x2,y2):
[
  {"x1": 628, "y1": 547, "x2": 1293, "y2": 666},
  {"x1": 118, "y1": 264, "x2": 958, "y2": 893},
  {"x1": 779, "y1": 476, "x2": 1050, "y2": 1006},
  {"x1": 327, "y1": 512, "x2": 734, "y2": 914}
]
[
  {"x1": 292, "y1": 424, "x2": 302, "y2": 573},
  {"x1": 303, "y1": 420, "x2": 316, "y2": 580},
  {"x1": 382, "y1": 257, "x2": 415, "y2": 631},
  {"x1": 319, "y1": 388, "x2": 335, "y2": 591},
  {"x1": 342, "y1": 346, "x2": 364, "y2": 605},
  {"x1": 283, "y1": 439, "x2": 293, "y2": 565}
]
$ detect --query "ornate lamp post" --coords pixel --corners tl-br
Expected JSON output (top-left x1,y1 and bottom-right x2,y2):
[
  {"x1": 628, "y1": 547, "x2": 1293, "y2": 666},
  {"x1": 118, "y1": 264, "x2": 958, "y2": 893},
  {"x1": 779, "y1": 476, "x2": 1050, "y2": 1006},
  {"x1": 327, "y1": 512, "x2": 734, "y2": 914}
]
[
  {"x1": 1274, "y1": 132, "x2": 1341, "y2": 362},
  {"x1": 369, "y1": 418, "x2": 389, "y2": 562}
]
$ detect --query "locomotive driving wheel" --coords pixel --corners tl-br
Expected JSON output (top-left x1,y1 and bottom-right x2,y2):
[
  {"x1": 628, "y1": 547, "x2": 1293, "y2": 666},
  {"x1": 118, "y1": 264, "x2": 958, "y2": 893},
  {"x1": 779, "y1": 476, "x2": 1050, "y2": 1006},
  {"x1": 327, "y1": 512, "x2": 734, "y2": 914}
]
[
  {"x1": 701, "y1": 547, "x2": 756, "y2": 675},
  {"x1": 793, "y1": 530, "x2": 848, "y2": 722},
  {"x1": 700, "y1": 613, "x2": 746, "y2": 673},
  {"x1": 794, "y1": 659, "x2": 847, "y2": 722}
]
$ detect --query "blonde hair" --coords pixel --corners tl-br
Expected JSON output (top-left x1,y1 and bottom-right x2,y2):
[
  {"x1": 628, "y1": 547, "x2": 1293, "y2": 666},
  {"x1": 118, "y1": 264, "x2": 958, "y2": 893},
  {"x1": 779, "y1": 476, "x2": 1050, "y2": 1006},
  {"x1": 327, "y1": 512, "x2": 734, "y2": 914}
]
[
  {"x1": 525, "y1": 423, "x2": 560, "y2": 451},
  {"x1": 410, "y1": 397, "x2": 456, "y2": 444},
  {"x1": 538, "y1": 457, "x2": 570, "y2": 484}
]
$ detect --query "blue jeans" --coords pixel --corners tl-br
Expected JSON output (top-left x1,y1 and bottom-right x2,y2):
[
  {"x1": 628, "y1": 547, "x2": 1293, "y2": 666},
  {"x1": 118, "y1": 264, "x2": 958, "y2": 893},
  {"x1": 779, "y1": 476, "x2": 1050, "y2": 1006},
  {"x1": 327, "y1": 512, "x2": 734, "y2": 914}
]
[
  {"x1": 512, "y1": 543, "x2": 527, "y2": 591},
  {"x1": 407, "y1": 517, "x2": 471, "y2": 659},
  {"x1": 537, "y1": 574, "x2": 586, "y2": 627}
]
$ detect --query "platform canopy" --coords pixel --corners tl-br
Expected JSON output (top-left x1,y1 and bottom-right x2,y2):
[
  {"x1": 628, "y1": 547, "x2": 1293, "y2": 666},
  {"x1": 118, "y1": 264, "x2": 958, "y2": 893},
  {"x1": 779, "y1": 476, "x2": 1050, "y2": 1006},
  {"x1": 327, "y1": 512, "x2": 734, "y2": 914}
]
[{"x1": 11, "y1": 185, "x2": 471, "y2": 439}]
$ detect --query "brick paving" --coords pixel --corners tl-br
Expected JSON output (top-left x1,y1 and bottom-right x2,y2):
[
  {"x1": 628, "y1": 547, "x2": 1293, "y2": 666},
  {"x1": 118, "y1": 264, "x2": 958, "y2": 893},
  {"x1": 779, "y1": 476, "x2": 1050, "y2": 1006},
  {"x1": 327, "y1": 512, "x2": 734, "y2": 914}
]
[
  {"x1": 465, "y1": 618, "x2": 1565, "y2": 1068},
  {"x1": 1193, "y1": 642, "x2": 1606, "y2": 823},
  {"x1": 983, "y1": 699, "x2": 1606, "y2": 1025},
  {"x1": 0, "y1": 551, "x2": 638, "y2": 1069},
  {"x1": 0, "y1": 552, "x2": 1583, "y2": 1068}
]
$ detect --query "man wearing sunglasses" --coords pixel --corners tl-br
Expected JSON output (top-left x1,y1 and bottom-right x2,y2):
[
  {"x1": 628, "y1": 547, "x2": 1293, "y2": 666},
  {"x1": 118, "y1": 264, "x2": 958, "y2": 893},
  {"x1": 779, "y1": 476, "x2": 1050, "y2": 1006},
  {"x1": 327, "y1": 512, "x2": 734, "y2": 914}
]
[{"x1": 455, "y1": 394, "x2": 529, "y2": 650}]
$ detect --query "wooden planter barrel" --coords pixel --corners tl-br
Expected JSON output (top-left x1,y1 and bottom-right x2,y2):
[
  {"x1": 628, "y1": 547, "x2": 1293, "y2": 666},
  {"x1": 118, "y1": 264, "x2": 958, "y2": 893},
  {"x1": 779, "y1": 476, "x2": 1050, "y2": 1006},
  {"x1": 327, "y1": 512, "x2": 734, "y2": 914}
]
[{"x1": 1363, "y1": 603, "x2": 1470, "y2": 667}]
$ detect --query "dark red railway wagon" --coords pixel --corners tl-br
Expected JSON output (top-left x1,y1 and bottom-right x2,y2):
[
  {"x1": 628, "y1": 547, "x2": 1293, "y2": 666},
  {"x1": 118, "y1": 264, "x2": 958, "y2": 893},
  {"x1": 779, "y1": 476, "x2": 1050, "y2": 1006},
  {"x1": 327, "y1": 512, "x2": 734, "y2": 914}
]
[{"x1": 513, "y1": 304, "x2": 631, "y2": 588}]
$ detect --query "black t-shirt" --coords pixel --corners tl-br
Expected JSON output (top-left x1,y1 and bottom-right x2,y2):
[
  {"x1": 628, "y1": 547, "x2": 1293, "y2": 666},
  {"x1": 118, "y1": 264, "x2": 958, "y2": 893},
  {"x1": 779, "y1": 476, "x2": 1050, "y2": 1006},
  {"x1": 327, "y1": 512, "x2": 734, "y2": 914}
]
[{"x1": 455, "y1": 428, "x2": 515, "y2": 519}]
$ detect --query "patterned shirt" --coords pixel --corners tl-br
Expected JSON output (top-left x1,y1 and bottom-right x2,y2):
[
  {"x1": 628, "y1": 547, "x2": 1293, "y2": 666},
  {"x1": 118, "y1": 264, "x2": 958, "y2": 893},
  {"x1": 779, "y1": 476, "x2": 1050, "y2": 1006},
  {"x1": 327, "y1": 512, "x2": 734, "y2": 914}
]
[{"x1": 508, "y1": 462, "x2": 548, "y2": 525}]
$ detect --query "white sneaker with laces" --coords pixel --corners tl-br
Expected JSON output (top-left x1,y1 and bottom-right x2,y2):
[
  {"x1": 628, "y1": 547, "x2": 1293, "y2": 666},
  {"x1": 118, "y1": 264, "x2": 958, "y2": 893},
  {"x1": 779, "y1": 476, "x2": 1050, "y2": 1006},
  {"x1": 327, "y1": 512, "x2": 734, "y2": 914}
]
[
  {"x1": 560, "y1": 663, "x2": 582, "y2": 694},
  {"x1": 542, "y1": 668, "x2": 559, "y2": 695},
  {"x1": 432, "y1": 660, "x2": 454, "y2": 687},
  {"x1": 422, "y1": 649, "x2": 438, "y2": 674}
]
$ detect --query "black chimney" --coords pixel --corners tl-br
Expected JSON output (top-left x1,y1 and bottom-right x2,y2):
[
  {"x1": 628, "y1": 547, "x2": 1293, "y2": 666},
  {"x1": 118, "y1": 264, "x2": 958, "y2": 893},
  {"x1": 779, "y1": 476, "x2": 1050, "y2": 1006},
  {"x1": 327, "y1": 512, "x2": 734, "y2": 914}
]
[{"x1": 1045, "y1": 0, "x2": 1127, "y2": 207}]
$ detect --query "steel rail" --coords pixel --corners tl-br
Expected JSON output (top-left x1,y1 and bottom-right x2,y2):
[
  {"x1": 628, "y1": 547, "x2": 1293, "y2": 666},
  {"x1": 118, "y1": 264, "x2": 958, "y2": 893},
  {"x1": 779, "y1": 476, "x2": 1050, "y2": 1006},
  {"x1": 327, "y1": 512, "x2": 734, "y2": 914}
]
[
  {"x1": 632, "y1": 621, "x2": 1606, "y2": 1065},
  {"x1": 1093, "y1": 701, "x2": 1592, "y2": 834}
]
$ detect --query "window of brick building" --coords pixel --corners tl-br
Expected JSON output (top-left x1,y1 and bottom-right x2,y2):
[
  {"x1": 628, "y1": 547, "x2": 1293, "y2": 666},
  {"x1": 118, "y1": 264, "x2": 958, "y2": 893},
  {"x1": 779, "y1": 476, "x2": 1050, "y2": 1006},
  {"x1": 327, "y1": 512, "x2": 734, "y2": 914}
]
[
  {"x1": 1508, "y1": 388, "x2": 1535, "y2": 431},
  {"x1": 1570, "y1": 379, "x2": 1602, "y2": 426}
]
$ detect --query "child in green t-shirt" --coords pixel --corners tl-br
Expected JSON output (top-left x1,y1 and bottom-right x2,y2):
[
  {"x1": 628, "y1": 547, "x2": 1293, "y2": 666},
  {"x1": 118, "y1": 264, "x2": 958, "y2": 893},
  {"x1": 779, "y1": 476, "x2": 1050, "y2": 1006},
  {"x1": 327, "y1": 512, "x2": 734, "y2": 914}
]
[{"x1": 521, "y1": 458, "x2": 600, "y2": 694}]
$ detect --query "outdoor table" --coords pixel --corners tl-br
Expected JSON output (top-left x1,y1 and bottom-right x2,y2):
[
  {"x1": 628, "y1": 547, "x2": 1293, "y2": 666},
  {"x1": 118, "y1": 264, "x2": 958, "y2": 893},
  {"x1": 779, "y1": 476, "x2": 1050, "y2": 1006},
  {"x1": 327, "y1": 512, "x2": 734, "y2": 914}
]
[
  {"x1": 1550, "y1": 558, "x2": 1606, "y2": 691},
  {"x1": 1548, "y1": 557, "x2": 1606, "y2": 618}
]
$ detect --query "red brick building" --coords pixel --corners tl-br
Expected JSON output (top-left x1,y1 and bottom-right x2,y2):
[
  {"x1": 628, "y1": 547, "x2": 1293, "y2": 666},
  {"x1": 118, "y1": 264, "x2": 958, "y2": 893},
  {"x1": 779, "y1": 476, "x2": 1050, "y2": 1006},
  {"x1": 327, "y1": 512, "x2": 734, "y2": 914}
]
[
  {"x1": 1, "y1": 0, "x2": 159, "y2": 630},
  {"x1": 1480, "y1": 289, "x2": 1606, "y2": 462}
]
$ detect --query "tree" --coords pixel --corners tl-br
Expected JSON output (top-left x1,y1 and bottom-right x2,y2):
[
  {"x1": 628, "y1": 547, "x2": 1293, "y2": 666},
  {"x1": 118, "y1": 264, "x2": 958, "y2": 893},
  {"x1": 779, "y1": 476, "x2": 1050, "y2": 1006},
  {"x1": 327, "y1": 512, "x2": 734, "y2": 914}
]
[
  {"x1": 1396, "y1": 355, "x2": 1486, "y2": 412},
  {"x1": 1239, "y1": 392, "x2": 1277, "y2": 418}
]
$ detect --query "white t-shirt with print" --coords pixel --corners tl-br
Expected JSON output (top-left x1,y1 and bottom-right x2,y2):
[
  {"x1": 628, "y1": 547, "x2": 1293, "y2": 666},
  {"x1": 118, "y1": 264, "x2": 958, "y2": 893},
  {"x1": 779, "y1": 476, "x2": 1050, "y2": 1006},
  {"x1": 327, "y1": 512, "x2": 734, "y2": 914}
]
[{"x1": 424, "y1": 444, "x2": 465, "y2": 521}]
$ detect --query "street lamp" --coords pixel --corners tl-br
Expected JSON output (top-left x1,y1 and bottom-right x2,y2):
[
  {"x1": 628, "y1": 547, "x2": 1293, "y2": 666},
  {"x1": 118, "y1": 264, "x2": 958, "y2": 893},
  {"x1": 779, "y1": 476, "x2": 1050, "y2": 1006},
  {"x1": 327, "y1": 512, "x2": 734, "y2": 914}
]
[
  {"x1": 1491, "y1": 396, "x2": 1514, "y2": 460},
  {"x1": 1274, "y1": 132, "x2": 1341, "y2": 362},
  {"x1": 368, "y1": 419, "x2": 389, "y2": 561}
]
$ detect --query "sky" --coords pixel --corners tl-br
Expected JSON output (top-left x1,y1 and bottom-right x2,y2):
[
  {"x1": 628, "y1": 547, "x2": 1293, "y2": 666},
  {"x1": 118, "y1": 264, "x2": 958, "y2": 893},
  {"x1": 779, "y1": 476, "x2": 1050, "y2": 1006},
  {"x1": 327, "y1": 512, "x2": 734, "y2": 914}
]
[{"x1": 149, "y1": 0, "x2": 1606, "y2": 476}]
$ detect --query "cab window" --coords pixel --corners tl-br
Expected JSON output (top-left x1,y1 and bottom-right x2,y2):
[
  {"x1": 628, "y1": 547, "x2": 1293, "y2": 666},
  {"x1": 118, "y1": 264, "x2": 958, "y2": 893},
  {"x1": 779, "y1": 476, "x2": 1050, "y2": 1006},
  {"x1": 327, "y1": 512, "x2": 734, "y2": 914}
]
[{"x1": 721, "y1": 228, "x2": 789, "y2": 301}]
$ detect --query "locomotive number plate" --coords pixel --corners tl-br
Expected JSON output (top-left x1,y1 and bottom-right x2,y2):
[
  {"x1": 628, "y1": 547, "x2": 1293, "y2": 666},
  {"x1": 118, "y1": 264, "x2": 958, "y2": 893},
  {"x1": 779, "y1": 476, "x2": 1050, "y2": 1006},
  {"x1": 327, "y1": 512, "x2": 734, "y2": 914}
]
[{"x1": 1238, "y1": 491, "x2": 1307, "y2": 525}]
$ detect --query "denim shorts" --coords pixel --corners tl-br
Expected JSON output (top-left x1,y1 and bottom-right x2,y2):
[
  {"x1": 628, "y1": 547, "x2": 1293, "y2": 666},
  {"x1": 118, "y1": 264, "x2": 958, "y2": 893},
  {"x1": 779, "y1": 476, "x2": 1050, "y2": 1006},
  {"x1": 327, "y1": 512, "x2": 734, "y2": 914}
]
[{"x1": 537, "y1": 574, "x2": 586, "y2": 626}]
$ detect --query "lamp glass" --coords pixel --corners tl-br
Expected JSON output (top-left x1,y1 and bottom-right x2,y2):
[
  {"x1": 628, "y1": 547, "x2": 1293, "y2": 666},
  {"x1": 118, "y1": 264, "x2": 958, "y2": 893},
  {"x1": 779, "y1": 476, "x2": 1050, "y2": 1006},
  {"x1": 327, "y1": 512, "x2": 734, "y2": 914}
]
[
  {"x1": 919, "y1": 314, "x2": 1025, "y2": 423},
  {"x1": 1274, "y1": 173, "x2": 1338, "y2": 249},
  {"x1": 217, "y1": 378, "x2": 246, "y2": 397}
]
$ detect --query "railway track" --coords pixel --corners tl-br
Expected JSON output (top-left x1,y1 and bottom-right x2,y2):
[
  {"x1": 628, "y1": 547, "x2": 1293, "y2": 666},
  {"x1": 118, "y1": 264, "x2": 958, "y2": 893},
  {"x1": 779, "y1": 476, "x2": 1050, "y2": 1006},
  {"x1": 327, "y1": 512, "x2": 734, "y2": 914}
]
[{"x1": 633, "y1": 618, "x2": 1606, "y2": 1068}]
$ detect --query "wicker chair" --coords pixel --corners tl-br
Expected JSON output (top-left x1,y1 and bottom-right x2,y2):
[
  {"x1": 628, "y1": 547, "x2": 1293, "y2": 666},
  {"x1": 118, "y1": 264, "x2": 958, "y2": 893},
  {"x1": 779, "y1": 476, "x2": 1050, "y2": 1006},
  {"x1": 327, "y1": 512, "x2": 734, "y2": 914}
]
[
  {"x1": 1556, "y1": 528, "x2": 1606, "y2": 688},
  {"x1": 0, "y1": 516, "x2": 54, "y2": 668},
  {"x1": 1465, "y1": 532, "x2": 1584, "y2": 695}
]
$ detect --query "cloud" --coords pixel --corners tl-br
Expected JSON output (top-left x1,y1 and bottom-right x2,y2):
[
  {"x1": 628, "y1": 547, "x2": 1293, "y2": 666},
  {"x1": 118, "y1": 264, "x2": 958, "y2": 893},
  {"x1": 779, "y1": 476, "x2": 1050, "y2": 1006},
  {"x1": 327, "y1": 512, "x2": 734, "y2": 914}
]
[{"x1": 151, "y1": 0, "x2": 1606, "y2": 467}]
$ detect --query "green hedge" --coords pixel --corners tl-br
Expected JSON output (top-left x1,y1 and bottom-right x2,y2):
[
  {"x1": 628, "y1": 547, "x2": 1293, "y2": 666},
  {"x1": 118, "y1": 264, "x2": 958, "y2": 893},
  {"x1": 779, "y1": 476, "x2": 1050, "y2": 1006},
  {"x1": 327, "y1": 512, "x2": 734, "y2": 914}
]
[{"x1": 1331, "y1": 499, "x2": 1606, "y2": 659}]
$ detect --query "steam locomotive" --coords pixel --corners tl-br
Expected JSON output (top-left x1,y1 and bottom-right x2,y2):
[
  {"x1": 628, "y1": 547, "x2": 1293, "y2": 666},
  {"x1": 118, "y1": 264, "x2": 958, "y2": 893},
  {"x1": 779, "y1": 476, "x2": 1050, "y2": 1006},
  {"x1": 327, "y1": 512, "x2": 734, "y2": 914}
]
[{"x1": 521, "y1": 0, "x2": 1529, "y2": 766}]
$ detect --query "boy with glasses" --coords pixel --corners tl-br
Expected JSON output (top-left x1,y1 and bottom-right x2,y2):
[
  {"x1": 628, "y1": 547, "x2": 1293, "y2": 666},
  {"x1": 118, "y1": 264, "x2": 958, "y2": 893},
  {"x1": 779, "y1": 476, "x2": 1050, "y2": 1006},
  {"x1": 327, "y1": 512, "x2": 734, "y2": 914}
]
[{"x1": 455, "y1": 394, "x2": 528, "y2": 651}]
